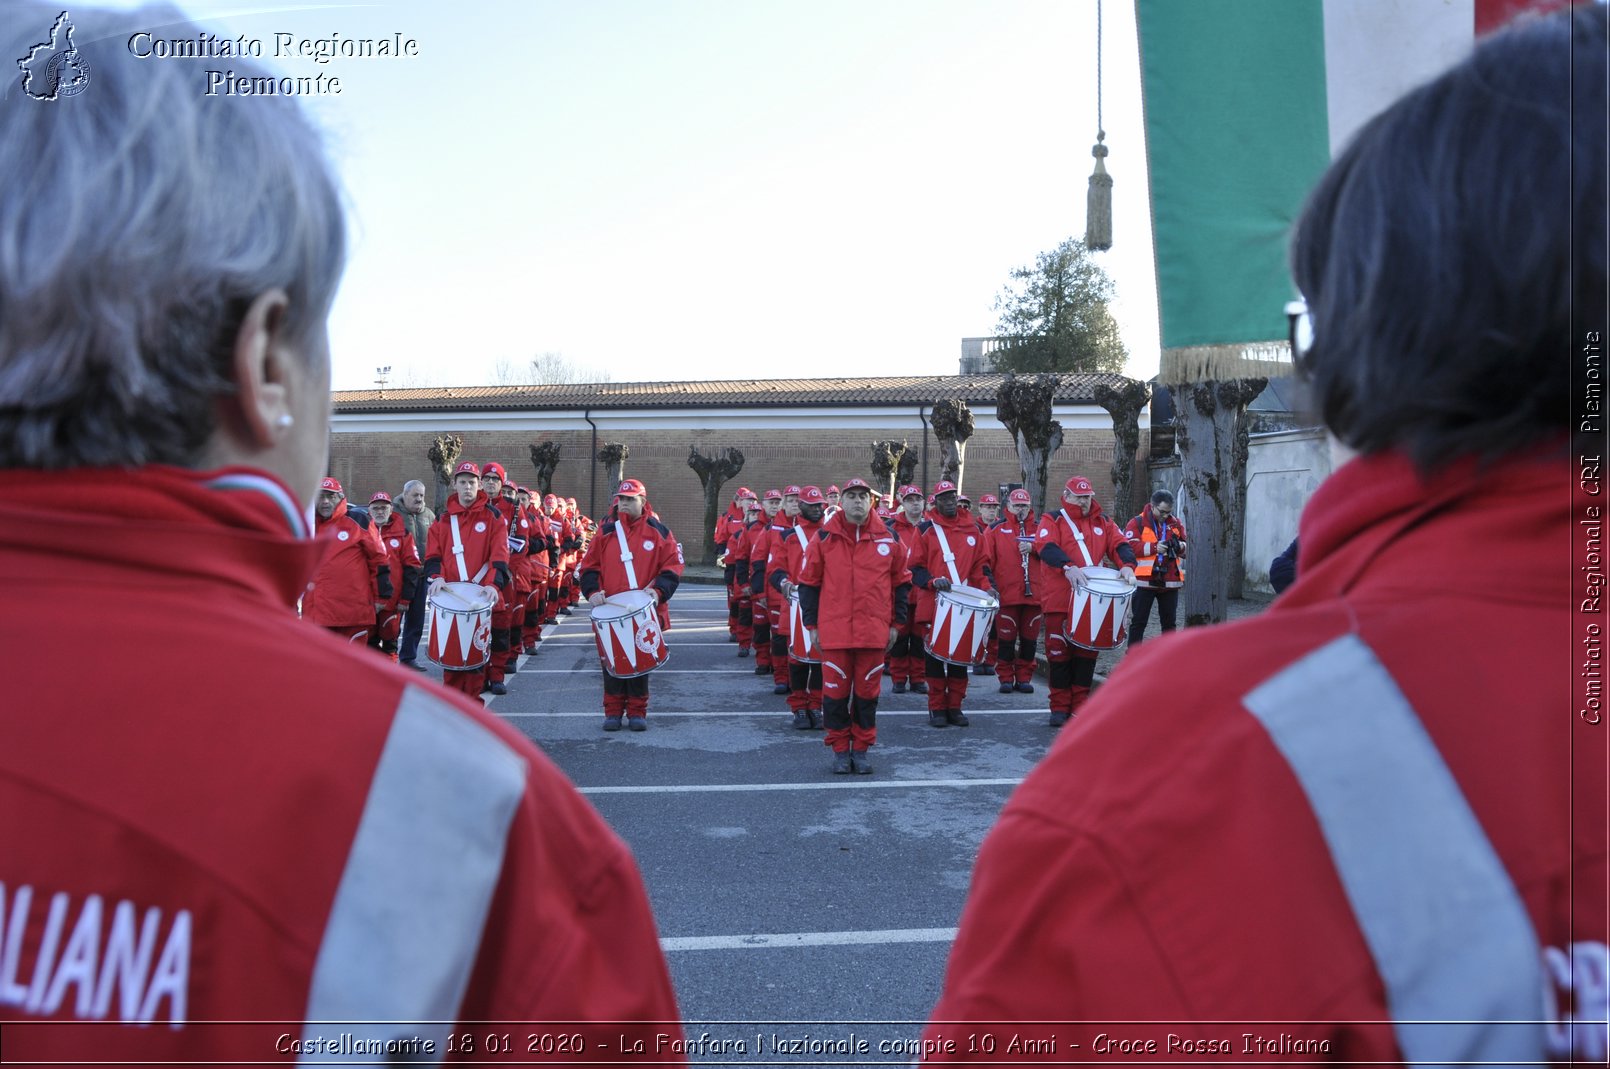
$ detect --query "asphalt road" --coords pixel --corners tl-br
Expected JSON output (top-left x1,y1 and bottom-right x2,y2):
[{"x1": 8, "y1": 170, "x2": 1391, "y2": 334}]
[{"x1": 444, "y1": 582, "x2": 1069, "y2": 1065}]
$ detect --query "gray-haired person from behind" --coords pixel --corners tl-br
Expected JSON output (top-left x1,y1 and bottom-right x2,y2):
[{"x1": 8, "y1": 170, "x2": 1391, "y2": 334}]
[
  {"x1": 396, "y1": 478, "x2": 437, "y2": 669},
  {"x1": 0, "y1": 3, "x2": 683, "y2": 1062}
]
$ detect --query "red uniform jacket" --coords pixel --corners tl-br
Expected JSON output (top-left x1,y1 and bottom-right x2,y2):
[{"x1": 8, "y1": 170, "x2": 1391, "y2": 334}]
[
  {"x1": 797, "y1": 511, "x2": 912, "y2": 649},
  {"x1": 374, "y1": 513, "x2": 422, "y2": 613},
  {"x1": 422, "y1": 491, "x2": 511, "y2": 594},
  {"x1": 713, "y1": 502, "x2": 745, "y2": 557},
  {"x1": 578, "y1": 507, "x2": 684, "y2": 628},
  {"x1": 1030, "y1": 501, "x2": 1136, "y2": 616},
  {"x1": 908, "y1": 509, "x2": 991, "y2": 625},
  {"x1": 0, "y1": 466, "x2": 683, "y2": 1063},
  {"x1": 983, "y1": 514, "x2": 1039, "y2": 608},
  {"x1": 926, "y1": 450, "x2": 1604, "y2": 1064},
  {"x1": 766, "y1": 517, "x2": 824, "y2": 633},
  {"x1": 304, "y1": 499, "x2": 390, "y2": 627}
]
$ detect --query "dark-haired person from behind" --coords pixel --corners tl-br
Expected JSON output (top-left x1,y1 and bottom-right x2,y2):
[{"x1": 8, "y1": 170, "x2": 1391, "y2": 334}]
[
  {"x1": 927, "y1": 6, "x2": 1606, "y2": 1063},
  {"x1": 0, "y1": 3, "x2": 681, "y2": 1061}
]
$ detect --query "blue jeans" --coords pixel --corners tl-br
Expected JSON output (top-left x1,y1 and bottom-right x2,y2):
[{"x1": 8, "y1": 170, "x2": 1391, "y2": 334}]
[{"x1": 398, "y1": 578, "x2": 428, "y2": 663}]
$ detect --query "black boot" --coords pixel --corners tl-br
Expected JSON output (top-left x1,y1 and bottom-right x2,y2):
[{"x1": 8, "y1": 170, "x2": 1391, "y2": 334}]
[
  {"x1": 832, "y1": 750, "x2": 852, "y2": 775},
  {"x1": 850, "y1": 749, "x2": 873, "y2": 775}
]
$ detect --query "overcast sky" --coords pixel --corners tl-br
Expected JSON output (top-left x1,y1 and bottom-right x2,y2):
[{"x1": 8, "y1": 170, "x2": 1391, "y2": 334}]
[{"x1": 90, "y1": 1, "x2": 1161, "y2": 390}]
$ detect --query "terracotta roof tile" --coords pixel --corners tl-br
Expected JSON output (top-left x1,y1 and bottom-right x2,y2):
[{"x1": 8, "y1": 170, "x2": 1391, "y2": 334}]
[{"x1": 333, "y1": 373, "x2": 1130, "y2": 412}]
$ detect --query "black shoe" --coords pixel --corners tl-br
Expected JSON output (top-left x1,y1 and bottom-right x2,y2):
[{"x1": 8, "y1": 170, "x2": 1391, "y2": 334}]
[
  {"x1": 1015, "y1": 682, "x2": 1035, "y2": 694},
  {"x1": 910, "y1": 681, "x2": 929, "y2": 694},
  {"x1": 559, "y1": 607, "x2": 572, "y2": 616},
  {"x1": 738, "y1": 647, "x2": 751, "y2": 658},
  {"x1": 487, "y1": 681, "x2": 507, "y2": 696},
  {"x1": 809, "y1": 709, "x2": 824, "y2": 730},
  {"x1": 850, "y1": 749, "x2": 873, "y2": 775},
  {"x1": 506, "y1": 662, "x2": 518, "y2": 674},
  {"x1": 774, "y1": 683, "x2": 791, "y2": 696},
  {"x1": 728, "y1": 633, "x2": 739, "y2": 643},
  {"x1": 792, "y1": 710, "x2": 812, "y2": 730},
  {"x1": 627, "y1": 717, "x2": 648, "y2": 732},
  {"x1": 998, "y1": 682, "x2": 1015, "y2": 694},
  {"x1": 603, "y1": 716, "x2": 623, "y2": 732},
  {"x1": 755, "y1": 663, "x2": 770, "y2": 676},
  {"x1": 832, "y1": 750, "x2": 852, "y2": 775},
  {"x1": 946, "y1": 708, "x2": 970, "y2": 727},
  {"x1": 928, "y1": 711, "x2": 948, "y2": 728},
  {"x1": 1048, "y1": 711, "x2": 1069, "y2": 728},
  {"x1": 400, "y1": 660, "x2": 428, "y2": 673},
  {"x1": 893, "y1": 680, "x2": 908, "y2": 693},
  {"x1": 973, "y1": 664, "x2": 993, "y2": 676}
]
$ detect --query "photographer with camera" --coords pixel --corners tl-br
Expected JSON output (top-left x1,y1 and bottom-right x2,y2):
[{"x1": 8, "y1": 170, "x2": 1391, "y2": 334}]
[{"x1": 1123, "y1": 490, "x2": 1186, "y2": 648}]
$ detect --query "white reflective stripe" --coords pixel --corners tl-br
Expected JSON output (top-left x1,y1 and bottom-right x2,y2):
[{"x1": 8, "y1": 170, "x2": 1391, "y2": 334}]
[
  {"x1": 448, "y1": 515, "x2": 468, "y2": 581},
  {"x1": 931, "y1": 524, "x2": 962, "y2": 584},
  {"x1": 1060, "y1": 510, "x2": 1095, "y2": 568},
  {"x1": 204, "y1": 472, "x2": 310, "y2": 539},
  {"x1": 301, "y1": 686, "x2": 527, "y2": 1060},
  {"x1": 614, "y1": 521, "x2": 639, "y2": 589},
  {"x1": 1242, "y1": 635, "x2": 1544, "y2": 1065}
]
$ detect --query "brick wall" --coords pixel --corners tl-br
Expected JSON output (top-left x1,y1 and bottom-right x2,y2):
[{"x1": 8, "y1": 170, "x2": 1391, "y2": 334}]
[{"x1": 331, "y1": 424, "x2": 1144, "y2": 563}]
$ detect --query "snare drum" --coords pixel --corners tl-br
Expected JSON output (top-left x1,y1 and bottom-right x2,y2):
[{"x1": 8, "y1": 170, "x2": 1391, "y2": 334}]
[
  {"x1": 427, "y1": 582, "x2": 498, "y2": 670},
  {"x1": 786, "y1": 589, "x2": 819, "y2": 664},
  {"x1": 925, "y1": 583, "x2": 999, "y2": 667},
  {"x1": 1066, "y1": 567, "x2": 1135, "y2": 651},
  {"x1": 591, "y1": 590, "x2": 669, "y2": 678}
]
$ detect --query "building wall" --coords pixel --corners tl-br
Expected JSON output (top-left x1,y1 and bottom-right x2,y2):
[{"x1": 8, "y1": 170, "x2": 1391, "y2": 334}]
[
  {"x1": 1243, "y1": 428, "x2": 1331, "y2": 593},
  {"x1": 330, "y1": 417, "x2": 1142, "y2": 563}
]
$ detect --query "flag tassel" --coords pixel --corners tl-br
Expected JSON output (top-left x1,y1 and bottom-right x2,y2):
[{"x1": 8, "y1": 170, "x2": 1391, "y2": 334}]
[{"x1": 1086, "y1": 133, "x2": 1112, "y2": 251}]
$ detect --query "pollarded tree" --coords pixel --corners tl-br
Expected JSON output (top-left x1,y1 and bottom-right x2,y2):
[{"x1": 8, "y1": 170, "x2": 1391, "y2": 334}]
[
  {"x1": 1174, "y1": 377, "x2": 1267, "y2": 625},
  {"x1": 931, "y1": 398, "x2": 975, "y2": 491},
  {"x1": 688, "y1": 445, "x2": 745, "y2": 565},
  {"x1": 990, "y1": 238, "x2": 1127, "y2": 374},
  {"x1": 597, "y1": 442, "x2": 629, "y2": 492},
  {"x1": 427, "y1": 433, "x2": 463, "y2": 514},
  {"x1": 1093, "y1": 379, "x2": 1151, "y2": 525},
  {"x1": 528, "y1": 441, "x2": 561, "y2": 498},
  {"x1": 869, "y1": 440, "x2": 909, "y2": 502},
  {"x1": 996, "y1": 374, "x2": 1064, "y2": 515}
]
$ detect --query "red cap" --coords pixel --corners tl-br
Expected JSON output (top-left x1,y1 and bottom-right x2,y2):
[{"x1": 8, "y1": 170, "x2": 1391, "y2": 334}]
[
  {"x1": 1065, "y1": 475, "x2": 1095, "y2": 496},
  {"x1": 369, "y1": 491, "x2": 392, "y2": 504},
  {"x1": 744, "y1": 495, "x2": 762, "y2": 509},
  {"x1": 783, "y1": 485, "x2": 802, "y2": 497},
  {"x1": 1008, "y1": 488, "x2": 1032, "y2": 505},
  {"x1": 481, "y1": 462, "x2": 507, "y2": 481},
  {"x1": 614, "y1": 478, "x2": 647, "y2": 499},
  {"x1": 764, "y1": 488, "x2": 783, "y2": 501},
  {"x1": 827, "y1": 484, "x2": 841, "y2": 495},
  {"x1": 516, "y1": 486, "x2": 532, "y2": 496},
  {"x1": 932, "y1": 480, "x2": 958, "y2": 496},
  {"x1": 453, "y1": 462, "x2": 480, "y2": 479},
  {"x1": 898, "y1": 484, "x2": 923, "y2": 500},
  {"x1": 734, "y1": 486, "x2": 753, "y2": 500},
  {"x1": 840, "y1": 478, "x2": 873, "y2": 493},
  {"x1": 543, "y1": 492, "x2": 558, "y2": 505},
  {"x1": 978, "y1": 493, "x2": 999, "y2": 505},
  {"x1": 319, "y1": 477, "x2": 343, "y2": 494},
  {"x1": 799, "y1": 485, "x2": 826, "y2": 504}
]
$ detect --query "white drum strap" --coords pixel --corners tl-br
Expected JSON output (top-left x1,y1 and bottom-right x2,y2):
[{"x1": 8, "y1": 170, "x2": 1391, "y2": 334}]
[
  {"x1": 449, "y1": 515, "x2": 469, "y2": 580},
  {"x1": 931, "y1": 523, "x2": 962, "y2": 584},
  {"x1": 1061, "y1": 510, "x2": 1095, "y2": 568},
  {"x1": 615, "y1": 521, "x2": 640, "y2": 588},
  {"x1": 794, "y1": 525, "x2": 809, "y2": 552}
]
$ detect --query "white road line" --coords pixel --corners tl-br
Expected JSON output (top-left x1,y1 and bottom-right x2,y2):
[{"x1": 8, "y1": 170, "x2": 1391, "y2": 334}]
[
  {"x1": 578, "y1": 778, "x2": 1024, "y2": 794},
  {"x1": 660, "y1": 927, "x2": 957, "y2": 952}
]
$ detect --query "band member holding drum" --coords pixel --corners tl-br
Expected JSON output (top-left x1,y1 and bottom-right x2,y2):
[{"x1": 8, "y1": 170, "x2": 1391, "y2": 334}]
[
  {"x1": 475, "y1": 462, "x2": 517, "y2": 696},
  {"x1": 984, "y1": 488, "x2": 1042, "y2": 694},
  {"x1": 798, "y1": 478, "x2": 911, "y2": 775},
  {"x1": 305, "y1": 477, "x2": 393, "y2": 643},
  {"x1": 769, "y1": 485, "x2": 829, "y2": 730},
  {"x1": 1123, "y1": 489, "x2": 1187, "y2": 647},
  {"x1": 366, "y1": 491, "x2": 421, "y2": 660},
  {"x1": 1032, "y1": 475, "x2": 1137, "y2": 728},
  {"x1": 0, "y1": 9, "x2": 682, "y2": 1053},
  {"x1": 581, "y1": 479, "x2": 684, "y2": 732},
  {"x1": 887, "y1": 485, "x2": 929, "y2": 693},
  {"x1": 423, "y1": 462, "x2": 512, "y2": 699},
  {"x1": 910, "y1": 481, "x2": 993, "y2": 728}
]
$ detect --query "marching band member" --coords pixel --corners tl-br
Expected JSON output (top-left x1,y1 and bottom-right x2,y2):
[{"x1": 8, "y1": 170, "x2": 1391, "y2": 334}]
[
  {"x1": 909, "y1": 481, "x2": 992, "y2": 728},
  {"x1": 764, "y1": 487, "x2": 804, "y2": 695},
  {"x1": 798, "y1": 479, "x2": 911, "y2": 775},
  {"x1": 984, "y1": 489, "x2": 1041, "y2": 694},
  {"x1": 1031, "y1": 475, "x2": 1137, "y2": 727},
  {"x1": 518, "y1": 486, "x2": 551, "y2": 653},
  {"x1": 423, "y1": 462, "x2": 511, "y2": 699},
  {"x1": 474, "y1": 462, "x2": 516, "y2": 695},
  {"x1": 770, "y1": 485, "x2": 828, "y2": 729},
  {"x1": 824, "y1": 484, "x2": 842, "y2": 520},
  {"x1": 367, "y1": 491, "x2": 421, "y2": 660},
  {"x1": 972, "y1": 493, "x2": 1001, "y2": 678},
  {"x1": 542, "y1": 492, "x2": 566, "y2": 624},
  {"x1": 746, "y1": 489, "x2": 785, "y2": 680},
  {"x1": 716, "y1": 486, "x2": 752, "y2": 642},
  {"x1": 304, "y1": 477, "x2": 392, "y2": 644},
  {"x1": 581, "y1": 479, "x2": 684, "y2": 732},
  {"x1": 1124, "y1": 489, "x2": 1188, "y2": 647},
  {"x1": 887, "y1": 485, "x2": 929, "y2": 693},
  {"x1": 728, "y1": 493, "x2": 761, "y2": 657}
]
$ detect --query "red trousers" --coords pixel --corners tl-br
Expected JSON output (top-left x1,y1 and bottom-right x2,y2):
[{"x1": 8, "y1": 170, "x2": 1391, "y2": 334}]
[
  {"x1": 995, "y1": 603, "x2": 1043, "y2": 685},
  {"x1": 1043, "y1": 612, "x2": 1099, "y2": 715},
  {"x1": 821, "y1": 648, "x2": 885, "y2": 751}
]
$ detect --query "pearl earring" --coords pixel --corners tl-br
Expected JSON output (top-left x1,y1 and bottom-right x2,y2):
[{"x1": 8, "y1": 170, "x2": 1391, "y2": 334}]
[{"x1": 276, "y1": 414, "x2": 294, "y2": 429}]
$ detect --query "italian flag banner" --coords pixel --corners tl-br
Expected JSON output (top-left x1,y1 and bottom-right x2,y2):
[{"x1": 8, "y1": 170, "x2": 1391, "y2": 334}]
[{"x1": 1136, "y1": 0, "x2": 1570, "y2": 366}]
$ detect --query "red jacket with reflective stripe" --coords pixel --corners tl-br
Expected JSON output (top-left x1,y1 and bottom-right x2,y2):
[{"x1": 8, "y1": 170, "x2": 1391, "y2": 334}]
[
  {"x1": 1030, "y1": 502, "x2": 1133, "y2": 616},
  {"x1": 983, "y1": 515, "x2": 1039, "y2": 608},
  {"x1": 798, "y1": 511, "x2": 912, "y2": 649},
  {"x1": 423, "y1": 491, "x2": 510, "y2": 591},
  {"x1": 908, "y1": 509, "x2": 991, "y2": 625},
  {"x1": 304, "y1": 500, "x2": 388, "y2": 627},
  {"x1": 0, "y1": 466, "x2": 683, "y2": 1063},
  {"x1": 578, "y1": 507, "x2": 684, "y2": 628}
]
